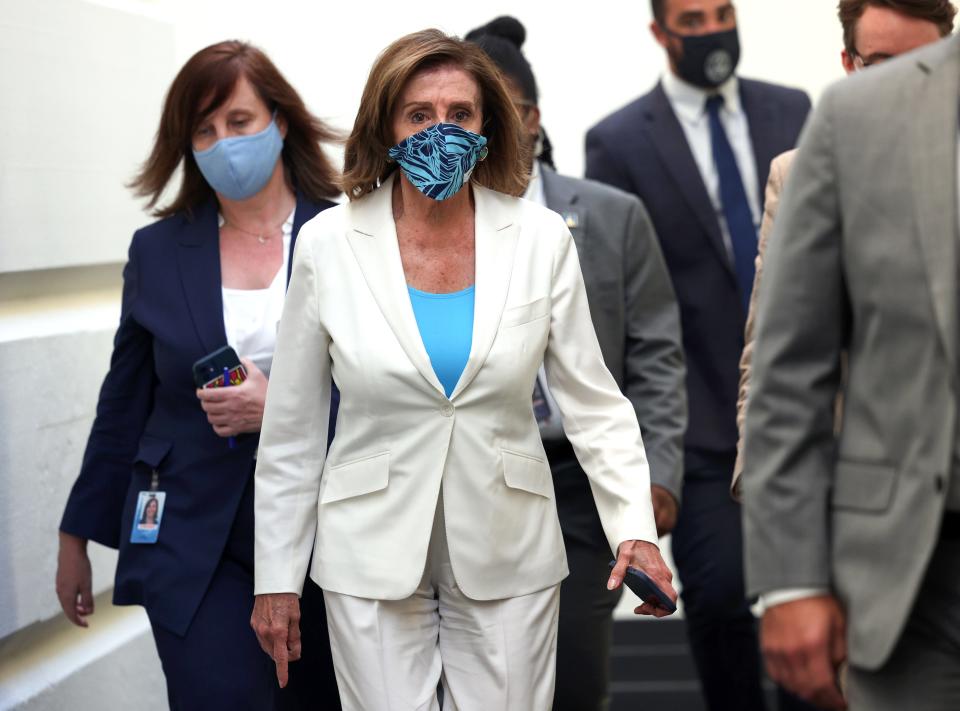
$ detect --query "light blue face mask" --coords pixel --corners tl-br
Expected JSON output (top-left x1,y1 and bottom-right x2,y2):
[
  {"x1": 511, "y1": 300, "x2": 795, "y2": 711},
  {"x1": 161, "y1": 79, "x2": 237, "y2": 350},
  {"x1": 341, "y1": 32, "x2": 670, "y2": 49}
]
[
  {"x1": 192, "y1": 115, "x2": 284, "y2": 201},
  {"x1": 388, "y1": 123, "x2": 488, "y2": 201}
]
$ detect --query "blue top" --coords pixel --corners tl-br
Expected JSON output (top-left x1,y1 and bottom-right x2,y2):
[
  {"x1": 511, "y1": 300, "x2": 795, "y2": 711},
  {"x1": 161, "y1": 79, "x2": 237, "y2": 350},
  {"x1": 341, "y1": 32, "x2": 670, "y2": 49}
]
[{"x1": 408, "y1": 285, "x2": 475, "y2": 398}]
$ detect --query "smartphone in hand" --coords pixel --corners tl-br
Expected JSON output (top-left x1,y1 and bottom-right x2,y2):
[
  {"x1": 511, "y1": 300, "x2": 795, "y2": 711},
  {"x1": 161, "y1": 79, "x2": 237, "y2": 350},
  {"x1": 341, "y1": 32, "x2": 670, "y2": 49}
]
[
  {"x1": 608, "y1": 560, "x2": 677, "y2": 614},
  {"x1": 192, "y1": 346, "x2": 247, "y2": 389}
]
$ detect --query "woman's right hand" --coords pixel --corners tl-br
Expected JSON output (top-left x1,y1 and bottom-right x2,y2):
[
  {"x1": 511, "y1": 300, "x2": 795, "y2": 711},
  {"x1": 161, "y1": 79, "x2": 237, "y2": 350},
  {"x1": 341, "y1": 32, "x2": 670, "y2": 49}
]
[
  {"x1": 251, "y1": 592, "x2": 302, "y2": 688},
  {"x1": 56, "y1": 532, "x2": 94, "y2": 627}
]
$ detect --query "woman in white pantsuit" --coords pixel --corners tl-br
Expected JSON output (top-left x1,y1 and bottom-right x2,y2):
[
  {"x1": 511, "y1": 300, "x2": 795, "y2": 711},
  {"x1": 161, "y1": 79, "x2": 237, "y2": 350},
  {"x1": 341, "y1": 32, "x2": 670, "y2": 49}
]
[{"x1": 251, "y1": 29, "x2": 678, "y2": 711}]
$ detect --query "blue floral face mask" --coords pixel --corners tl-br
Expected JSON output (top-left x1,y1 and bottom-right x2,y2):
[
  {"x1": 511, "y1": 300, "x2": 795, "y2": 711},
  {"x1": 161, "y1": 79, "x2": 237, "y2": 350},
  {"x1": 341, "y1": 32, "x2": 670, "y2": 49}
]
[{"x1": 388, "y1": 123, "x2": 489, "y2": 201}]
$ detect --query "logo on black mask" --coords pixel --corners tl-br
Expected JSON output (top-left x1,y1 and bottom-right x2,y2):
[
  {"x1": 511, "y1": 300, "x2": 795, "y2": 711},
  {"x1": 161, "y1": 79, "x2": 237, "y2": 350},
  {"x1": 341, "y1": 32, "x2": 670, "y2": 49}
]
[{"x1": 663, "y1": 26, "x2": 741, "y2": 89}]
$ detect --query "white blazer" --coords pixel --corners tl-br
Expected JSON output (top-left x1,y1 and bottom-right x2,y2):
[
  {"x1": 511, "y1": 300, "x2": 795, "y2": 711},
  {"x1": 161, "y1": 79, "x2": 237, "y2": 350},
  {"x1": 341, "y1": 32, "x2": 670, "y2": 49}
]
[{"x1": 254, "y1": 173, "x2": 658, "y2": 601}]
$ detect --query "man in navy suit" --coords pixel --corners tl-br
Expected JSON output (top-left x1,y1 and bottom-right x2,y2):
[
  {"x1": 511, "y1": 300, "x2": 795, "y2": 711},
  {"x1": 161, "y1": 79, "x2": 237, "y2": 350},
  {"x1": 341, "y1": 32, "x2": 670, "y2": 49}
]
[{"x1": 586, "y1": 1, "x2": 812, "y2": 709}]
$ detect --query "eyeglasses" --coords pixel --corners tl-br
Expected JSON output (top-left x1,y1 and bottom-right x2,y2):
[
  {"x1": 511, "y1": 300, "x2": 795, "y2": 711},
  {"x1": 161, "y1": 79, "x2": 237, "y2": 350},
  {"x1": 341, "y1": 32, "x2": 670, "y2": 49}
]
[{"x1": 851, "y1": 52, "x2": 893, "y2": 70}]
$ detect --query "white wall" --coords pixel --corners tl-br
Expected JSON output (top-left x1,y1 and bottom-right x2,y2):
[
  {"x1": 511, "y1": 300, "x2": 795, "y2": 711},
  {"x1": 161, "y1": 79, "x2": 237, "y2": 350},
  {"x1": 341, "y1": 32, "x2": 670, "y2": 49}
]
[{"x1": 0, "y1": 0, "x2": 847, "y2": 707}]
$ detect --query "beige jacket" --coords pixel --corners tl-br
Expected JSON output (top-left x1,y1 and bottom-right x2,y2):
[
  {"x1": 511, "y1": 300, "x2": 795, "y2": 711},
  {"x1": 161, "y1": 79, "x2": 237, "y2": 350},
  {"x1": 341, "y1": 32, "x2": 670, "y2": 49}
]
[{"x1": 732, "y1": 149, "x2": 796, "y2": 498}]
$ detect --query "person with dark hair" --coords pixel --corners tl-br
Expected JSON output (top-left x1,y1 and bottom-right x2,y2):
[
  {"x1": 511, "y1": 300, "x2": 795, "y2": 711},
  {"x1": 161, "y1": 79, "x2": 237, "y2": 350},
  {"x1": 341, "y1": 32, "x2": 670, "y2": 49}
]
[
  {"x1": 586, "y1": 2, "x2": 813, "y2": 710},
  {"x1": 139, "y1": 496, "x2": 160, "y2": 528},
  {"x1": 54, "y1": 40, "x2": 342, "y2": 710},
  {"x1": 838, "y1": 0, "x2": 956, "y2": 68},
  {"x1": 250, "y1": 28, "x2": 677, "y2": 711},
  {"x1": 466, "y1": 16, "x2": 686, "y2": 711}
]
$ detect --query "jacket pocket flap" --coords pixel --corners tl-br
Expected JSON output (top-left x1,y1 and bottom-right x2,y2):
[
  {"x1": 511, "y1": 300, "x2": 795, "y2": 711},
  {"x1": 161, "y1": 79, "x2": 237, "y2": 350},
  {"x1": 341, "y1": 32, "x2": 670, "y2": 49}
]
[
  {"x1": 321, "y1": 452, "x2": 390, "y2": 504},
  {"x1": 832, "y1": 460, "x2": 897, "y2": 512},
  {"x1": 501, "y1": 297, "x2": 550, "y2": 328},
  {"x1": 133, "y1": 436, "x2": 173, "y2": 469},
  {"x1": 502, "y1": 449, "x2": 551, "y2": 498}
]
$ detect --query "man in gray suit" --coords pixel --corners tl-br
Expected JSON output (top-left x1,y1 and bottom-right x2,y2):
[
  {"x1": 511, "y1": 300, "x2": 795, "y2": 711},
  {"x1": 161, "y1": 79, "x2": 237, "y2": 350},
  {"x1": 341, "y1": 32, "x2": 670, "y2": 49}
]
[
  {"x1": 467, "y1": 17, "x2": 687, "y2": 711},
  {"x1": 742, "y1": 35, "x2": 960, "y2": 711}
]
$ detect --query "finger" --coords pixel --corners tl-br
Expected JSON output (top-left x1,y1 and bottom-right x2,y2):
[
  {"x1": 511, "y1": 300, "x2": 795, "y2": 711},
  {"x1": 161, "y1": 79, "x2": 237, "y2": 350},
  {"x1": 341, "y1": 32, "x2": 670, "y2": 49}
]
[
  {"x1": 287, "y1": 615, "x2": 302, "y2": 662},
  {"x1": 811, "y1": 683, "x2": 848, "y2": 711},
  {"x1": 608, "y1": 549, "x2": 629, "y2": 590},
  {"x1": 78, "y1": 580, "x2": 94, "y2": 617},
  {"x1": 251, "y1": 615, "x2": 274, "y2": 657},
  {"x1": 213, "y1": 424, "x2": 238, "y2": 438},
  {"x1": 273, "y1": 638, "x2": 289, "y2": 688},
  {"x1": 196, "y1": 387, "x2": 232, "y2": 403},
  {"x1": 200, "y1": 399, "x2": 233, "y2": 415},
  {"x1": 806, "y1": 646, "x2": 846, "y2": 710}
]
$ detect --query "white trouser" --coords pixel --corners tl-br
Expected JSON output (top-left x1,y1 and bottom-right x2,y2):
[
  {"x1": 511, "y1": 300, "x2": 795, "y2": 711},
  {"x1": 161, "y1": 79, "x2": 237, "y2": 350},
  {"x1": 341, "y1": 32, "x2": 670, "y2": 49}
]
[{"x1": 323, "y1": 494, "x2": 561, "y2": 711}]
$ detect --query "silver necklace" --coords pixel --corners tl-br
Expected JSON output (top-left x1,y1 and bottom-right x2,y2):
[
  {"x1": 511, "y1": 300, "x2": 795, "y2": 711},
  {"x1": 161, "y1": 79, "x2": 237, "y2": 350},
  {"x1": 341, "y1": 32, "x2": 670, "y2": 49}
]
[{"x1": 223, "y1": 217, "x2": 286, "y2": 244}]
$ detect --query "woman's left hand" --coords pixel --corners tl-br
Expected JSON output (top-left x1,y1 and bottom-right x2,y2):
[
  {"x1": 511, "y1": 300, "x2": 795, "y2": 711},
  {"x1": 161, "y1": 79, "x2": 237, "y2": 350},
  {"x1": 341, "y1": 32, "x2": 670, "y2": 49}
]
[
  {"x1": 608, "y1": 539, "x2": 678, "y2": 618},
  {"x1": 196, "y1": 357, "x2": 268, "y2": 437}
]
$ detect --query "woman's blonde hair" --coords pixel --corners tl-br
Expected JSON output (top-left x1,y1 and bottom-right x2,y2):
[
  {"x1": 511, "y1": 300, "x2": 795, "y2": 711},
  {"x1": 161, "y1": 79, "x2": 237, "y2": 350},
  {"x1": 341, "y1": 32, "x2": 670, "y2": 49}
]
[{"x1": 342, "y1": 28, "x2": 529, "y2": 200}]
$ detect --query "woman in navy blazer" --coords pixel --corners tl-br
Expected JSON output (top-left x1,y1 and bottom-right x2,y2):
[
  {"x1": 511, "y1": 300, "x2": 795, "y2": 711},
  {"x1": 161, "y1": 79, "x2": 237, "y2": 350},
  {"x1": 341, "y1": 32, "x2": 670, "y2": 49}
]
[{"x1": 55, "y1": 41, "x2": 341, "y2": 711}]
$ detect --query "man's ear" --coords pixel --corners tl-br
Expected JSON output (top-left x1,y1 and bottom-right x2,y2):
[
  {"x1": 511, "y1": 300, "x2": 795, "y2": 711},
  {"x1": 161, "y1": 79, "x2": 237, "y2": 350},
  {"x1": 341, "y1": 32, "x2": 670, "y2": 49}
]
[{"x1": 840, "y1": 50, "x2": 856, "y2": 76}]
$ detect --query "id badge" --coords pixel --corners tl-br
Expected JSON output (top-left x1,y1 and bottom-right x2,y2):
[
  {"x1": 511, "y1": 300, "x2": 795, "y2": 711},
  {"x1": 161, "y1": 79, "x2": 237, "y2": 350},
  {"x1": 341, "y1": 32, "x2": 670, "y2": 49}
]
[{"x1": 130, "y1": 482, "x2": 166, "y2": 544}]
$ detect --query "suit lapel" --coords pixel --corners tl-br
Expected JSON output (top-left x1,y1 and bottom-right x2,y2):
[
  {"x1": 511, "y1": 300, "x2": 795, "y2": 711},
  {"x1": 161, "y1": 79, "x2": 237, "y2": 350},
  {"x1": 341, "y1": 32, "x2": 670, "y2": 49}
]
[
  {"x1": 449, "y1": 185, "x2": 520, "y2": 400},
  {"x1": 176, "y1": 200, "x2": 227, "y2": 354},
  {"x1": 644, "y1": 82, "x2": 734, "y2": 278},
  {"x1": 288, "y1": 192, "x2": 326, "y2": 285},
  {"x1": 346, "y1": 174, "x2": 446, "y2": 396},
  {"x1": 910, "y1": 41, "x2": 960, "y2": 370},
  {"x1": 741, "y1": 82, "x2": 780, "y2": 209}
]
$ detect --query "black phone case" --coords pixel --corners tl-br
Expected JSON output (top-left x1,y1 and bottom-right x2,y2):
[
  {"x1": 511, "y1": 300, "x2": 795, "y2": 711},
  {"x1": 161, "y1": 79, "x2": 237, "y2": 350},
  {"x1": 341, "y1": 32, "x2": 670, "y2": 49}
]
[
  {"x1": 192, "y1": 345, "x2": 243, "y2": 388},
  {"x1": 608, "y1": 560, "x2": 677, "y2": 613}
]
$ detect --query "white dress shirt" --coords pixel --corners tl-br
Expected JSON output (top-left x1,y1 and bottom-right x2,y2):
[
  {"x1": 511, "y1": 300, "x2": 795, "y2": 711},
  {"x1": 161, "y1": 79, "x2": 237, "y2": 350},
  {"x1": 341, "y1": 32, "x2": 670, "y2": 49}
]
[
  {"x1": 220, "y1": 209, "x2": 294, "y2": 378},
  {"x1": 661, "y1": 70, "x2": 761, "y2": 260}
]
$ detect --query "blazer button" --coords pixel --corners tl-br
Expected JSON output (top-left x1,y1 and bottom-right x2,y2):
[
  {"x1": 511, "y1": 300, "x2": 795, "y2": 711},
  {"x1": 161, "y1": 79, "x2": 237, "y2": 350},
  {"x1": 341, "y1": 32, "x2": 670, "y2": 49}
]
[{"x1": 440, "y1": 404, "x2": 454, "y2": 417}]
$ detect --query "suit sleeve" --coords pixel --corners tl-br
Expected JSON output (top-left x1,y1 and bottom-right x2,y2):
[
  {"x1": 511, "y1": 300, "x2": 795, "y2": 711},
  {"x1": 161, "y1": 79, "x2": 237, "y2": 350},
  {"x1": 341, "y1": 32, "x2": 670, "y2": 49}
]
[
  {"x1": 734, "y1": 156, "x2": 787, "y2": 496},
  {"x1": 544, "y1": 215, "x2": 659, "y2": 553},
  {"x1": 60, "y1": 233, "x2": 156, "y2": 548},
  {"x1": 621, "y1": 197, "x2": 687, "y2": 501},
  {"x1": 742, "y1": 87, "x2": 846, "y2": 597},
  {"x1": 254, "y1": 230, "x2": 331, "y2": 596},
  {"x1": 585, "y1": 128, "x2": 635, "y2": 194}
]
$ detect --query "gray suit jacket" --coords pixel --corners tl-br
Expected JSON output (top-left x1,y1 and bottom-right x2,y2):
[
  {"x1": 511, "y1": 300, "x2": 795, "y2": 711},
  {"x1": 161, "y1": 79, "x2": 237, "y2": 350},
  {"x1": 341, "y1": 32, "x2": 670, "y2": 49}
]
[
  {"x1": 742, "y1": 36, "x2": 960, "y2": 670},
  {"x1": 541, "y1": 165, "x2": 686, "y2": 498}
]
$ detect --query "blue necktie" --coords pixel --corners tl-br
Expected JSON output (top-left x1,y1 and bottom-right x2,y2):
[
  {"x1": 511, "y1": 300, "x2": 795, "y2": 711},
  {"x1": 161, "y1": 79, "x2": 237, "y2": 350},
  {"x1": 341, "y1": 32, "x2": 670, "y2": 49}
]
[{"x1": 706, "y1": 94, "x2": 757, "y2": 313}]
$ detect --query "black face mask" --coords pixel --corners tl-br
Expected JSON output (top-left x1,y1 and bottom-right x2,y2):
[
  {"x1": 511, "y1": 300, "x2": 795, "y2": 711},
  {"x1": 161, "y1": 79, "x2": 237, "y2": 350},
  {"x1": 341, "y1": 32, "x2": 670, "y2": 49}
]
[{"x1": 663, "y1": 26, "x2": 741, "y2": 89}]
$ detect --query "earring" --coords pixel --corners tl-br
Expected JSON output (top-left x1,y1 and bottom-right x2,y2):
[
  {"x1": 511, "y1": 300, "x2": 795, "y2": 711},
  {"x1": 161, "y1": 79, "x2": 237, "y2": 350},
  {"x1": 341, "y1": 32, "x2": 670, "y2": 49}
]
[{"x1": 478, "y1": 146, "x2": 489, "y2": 161}]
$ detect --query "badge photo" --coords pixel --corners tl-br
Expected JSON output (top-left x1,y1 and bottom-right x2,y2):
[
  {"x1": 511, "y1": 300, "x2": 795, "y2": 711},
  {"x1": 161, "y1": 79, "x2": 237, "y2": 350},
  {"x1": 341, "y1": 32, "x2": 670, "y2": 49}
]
[{"x1": 130, "y1": 491, "x2": 166, "y2": 544}]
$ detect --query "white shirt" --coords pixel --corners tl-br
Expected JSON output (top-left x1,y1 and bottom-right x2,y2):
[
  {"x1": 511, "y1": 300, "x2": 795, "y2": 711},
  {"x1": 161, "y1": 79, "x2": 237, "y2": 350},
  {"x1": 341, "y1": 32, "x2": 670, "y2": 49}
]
[
  {"x1": 220, "y1": 209, "x2": 294, "y2": 379},
  {"x1": 661, "y1": 70, "x2": 761, "y2": 259}
]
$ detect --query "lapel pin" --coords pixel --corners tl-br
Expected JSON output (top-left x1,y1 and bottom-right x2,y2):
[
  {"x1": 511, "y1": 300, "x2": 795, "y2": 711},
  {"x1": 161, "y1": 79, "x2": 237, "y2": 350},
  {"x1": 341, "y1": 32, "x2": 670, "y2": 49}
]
[{"x1": 563, "y1": 212, "x2": 580, "y2": 229}]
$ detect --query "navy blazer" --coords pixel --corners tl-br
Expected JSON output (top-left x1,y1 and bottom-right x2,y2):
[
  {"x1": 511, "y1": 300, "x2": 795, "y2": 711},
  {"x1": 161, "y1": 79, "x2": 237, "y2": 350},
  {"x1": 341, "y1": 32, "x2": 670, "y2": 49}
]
[
  {"x1": 60, "y1": 193, "x2": 336, "y2": 635},
  {"x1": 585, "y1": 79, "x2": 810, "y2": 466}
]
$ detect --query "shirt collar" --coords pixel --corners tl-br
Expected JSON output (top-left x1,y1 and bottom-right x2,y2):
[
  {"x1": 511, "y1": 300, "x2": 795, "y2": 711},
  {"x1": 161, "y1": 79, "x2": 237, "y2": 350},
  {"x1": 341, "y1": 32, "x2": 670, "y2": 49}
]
[
  {"x1": 522, "y1": 159, "x2": 546, "y2": 207},
  {"x1": 661, "y1": 69, "x2": 741, "y2": 125}
]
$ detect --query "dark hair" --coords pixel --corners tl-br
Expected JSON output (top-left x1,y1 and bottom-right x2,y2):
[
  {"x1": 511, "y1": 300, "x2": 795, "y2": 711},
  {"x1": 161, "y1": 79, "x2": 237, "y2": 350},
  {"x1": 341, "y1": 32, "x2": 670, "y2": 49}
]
[
  {"x1": 130, "y1": 40, "x2": 341, "y2": 218},
  {"x1": 838, "y1": 0, "x2": 956, "y2": 54},
  {"x1": 342, "y1": 29, "x2": 528, "y2": 200},
  {"x1": 465, "y1": 17, "x2": 538, "y2": 104},
  {"x1": 465, "y1": 17, "x2": 556, "y2": 170},
  {"x1": 651, "y1": 0, "x2": 667, "y2": 24},
  {"x1": 140, "y1": 496, "x2": 159, "y2": 524}
]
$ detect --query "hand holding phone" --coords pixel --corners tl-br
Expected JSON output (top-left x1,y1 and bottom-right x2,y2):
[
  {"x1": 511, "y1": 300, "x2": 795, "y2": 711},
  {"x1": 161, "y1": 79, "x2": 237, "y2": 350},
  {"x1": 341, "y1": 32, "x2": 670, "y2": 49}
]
[
  {"x1": 192, "y1": 345, "x2": 247, "y2": 389},
  {"x1": 608, "y1": 560, "x2": 678, "y2": 614}
]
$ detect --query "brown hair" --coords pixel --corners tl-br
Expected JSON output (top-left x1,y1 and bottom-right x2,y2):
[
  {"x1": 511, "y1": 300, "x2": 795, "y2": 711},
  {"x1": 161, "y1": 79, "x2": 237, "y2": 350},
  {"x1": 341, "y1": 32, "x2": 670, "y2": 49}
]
[
  {"x1": 130, "y1": 40, "x2": 341, "y2": 218},
  {"x1": 838, "y1": 0, "x2": 956, "y2": 54},
  {"x1": 341, "y1": 29, "x2": 528, "y2": 200}
]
